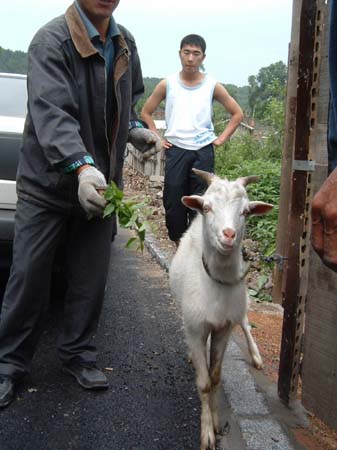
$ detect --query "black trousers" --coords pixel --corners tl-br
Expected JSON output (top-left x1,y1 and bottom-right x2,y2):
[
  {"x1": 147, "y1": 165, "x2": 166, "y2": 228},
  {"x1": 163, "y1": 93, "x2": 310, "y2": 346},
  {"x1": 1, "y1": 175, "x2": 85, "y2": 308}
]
[
  {"x1": 163, "y1": 144, "x2": 214, "y2": 241},
  {"x1": 0, "y1": 198, "x2": 113, "y2": 379}
]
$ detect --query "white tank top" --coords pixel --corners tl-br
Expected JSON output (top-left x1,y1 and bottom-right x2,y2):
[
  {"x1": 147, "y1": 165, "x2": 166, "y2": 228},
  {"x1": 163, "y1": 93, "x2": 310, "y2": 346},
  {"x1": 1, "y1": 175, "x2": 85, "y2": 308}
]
[{"x1": 164, "y1": 73, "x2": 217, "y2": 150}]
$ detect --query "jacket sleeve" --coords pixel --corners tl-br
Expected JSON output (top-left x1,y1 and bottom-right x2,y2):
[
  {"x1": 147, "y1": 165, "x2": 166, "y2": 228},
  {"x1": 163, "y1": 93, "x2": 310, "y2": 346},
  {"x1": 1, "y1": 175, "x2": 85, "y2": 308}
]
[
  {"x1": 128, "y1": 34, "x2": 145, "y2": 121},
  {"x1": 27, "y1": 42, "x2": 90, "y2": 172}
]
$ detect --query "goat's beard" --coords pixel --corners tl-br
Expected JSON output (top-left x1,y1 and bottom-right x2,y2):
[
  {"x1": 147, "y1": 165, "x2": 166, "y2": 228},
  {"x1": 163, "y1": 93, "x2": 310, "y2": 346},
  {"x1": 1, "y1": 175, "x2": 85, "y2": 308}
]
[{"x1": 215, "y1": 240, "x2": 237, "y2": 255}]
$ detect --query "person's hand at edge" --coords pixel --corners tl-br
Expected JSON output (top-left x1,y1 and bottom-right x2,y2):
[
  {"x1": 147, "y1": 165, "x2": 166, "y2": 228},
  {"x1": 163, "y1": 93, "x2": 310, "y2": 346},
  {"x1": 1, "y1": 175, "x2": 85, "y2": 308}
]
[{"x1": 311, "y1": 167, "x2": 337, "y2": 271}]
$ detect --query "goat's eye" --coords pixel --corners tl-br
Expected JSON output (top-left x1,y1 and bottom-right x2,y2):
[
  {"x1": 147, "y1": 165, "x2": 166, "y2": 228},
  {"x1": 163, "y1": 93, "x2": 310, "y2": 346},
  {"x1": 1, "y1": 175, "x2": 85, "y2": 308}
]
[
  {"x1": 203, "y1": 205, "x2": 211, "y2": 213},
  {"x1": 242, "y1": 209, "x2": 249, "y2": 217}
]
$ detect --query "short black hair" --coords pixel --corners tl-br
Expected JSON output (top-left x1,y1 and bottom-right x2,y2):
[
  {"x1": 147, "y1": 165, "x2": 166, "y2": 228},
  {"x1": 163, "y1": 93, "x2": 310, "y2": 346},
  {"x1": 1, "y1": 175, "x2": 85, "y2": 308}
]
[{"x1": 180, "y1": 34, "x2": 206, "y2": 54}]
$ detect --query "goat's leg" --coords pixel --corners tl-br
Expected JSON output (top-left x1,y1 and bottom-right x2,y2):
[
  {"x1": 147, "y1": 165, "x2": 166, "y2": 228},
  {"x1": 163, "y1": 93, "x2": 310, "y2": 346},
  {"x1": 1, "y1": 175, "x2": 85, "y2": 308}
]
[
  {"x1": 209, "y1": 322, "x2": 233, "y2": 434},
  {"x1": 186, "y1": 331, "x2": 215, "y2": 450},
  {"x1": 241, "y1": 314, "x2": 263, "y2": 369}
]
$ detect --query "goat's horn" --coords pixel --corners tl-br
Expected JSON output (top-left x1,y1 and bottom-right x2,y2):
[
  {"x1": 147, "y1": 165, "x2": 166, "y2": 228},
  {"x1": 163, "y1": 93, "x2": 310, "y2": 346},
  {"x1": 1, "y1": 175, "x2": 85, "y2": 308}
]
[
  {"x1": 237, "y1": 175, "x2": 260, "y2": 186},
  {"x1": 192, "y1": 168, "x2": 215, "y2": 185}
]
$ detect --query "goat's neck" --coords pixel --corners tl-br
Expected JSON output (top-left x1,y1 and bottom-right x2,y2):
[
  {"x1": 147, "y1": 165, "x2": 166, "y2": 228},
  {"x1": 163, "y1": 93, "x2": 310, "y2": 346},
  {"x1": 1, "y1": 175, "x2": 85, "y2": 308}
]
[{"x1": 202, "y1": 241, "x2": 244, "y2": 284}]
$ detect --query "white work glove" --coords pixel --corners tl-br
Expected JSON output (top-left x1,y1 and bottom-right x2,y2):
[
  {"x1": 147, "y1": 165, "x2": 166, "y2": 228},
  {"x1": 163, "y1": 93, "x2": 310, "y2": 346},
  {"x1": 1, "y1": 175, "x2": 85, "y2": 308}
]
[
  {"x1": 128, "y1": 127, "x2": 162, "y2": 159},
  {"x1": 78, "y1": 166, "x2": 107, "y2": 217}
]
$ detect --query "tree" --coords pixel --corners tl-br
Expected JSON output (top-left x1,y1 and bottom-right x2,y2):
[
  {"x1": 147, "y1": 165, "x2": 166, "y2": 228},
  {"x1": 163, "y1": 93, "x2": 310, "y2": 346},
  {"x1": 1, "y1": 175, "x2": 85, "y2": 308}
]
[
  {"x1": 0, "y1": 47, "x2": 28, "y2": 74},
  {"x1": 248, "y1": 75, "x2": 259, "y2": 117},
  {"x1": 248, "y1": 61, "x2": 287, "y2": 119}
]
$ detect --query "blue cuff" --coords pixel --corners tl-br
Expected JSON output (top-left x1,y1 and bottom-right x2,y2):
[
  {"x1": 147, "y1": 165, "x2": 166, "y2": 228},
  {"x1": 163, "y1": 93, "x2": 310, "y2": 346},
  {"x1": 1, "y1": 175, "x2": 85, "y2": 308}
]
[
  {"x1": 129, "y1": 120, "x2": 148, "y2": 130},
  {"x1": 63, "y1": 155, "x2": 95, "y2": 174}
]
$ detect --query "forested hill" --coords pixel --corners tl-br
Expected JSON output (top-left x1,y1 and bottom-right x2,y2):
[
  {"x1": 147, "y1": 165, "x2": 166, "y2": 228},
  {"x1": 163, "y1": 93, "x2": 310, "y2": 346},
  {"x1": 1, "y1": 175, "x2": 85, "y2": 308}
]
[{"x1": 0, "y1": 47, "x2": 28, "y2": 74}]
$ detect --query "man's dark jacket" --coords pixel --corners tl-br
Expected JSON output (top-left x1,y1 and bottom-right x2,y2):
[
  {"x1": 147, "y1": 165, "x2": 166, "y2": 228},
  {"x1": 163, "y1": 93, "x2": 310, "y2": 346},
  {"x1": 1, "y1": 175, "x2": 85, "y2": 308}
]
[{"x1": 17, "y1": 3, "x2": 144, "y2": 214}]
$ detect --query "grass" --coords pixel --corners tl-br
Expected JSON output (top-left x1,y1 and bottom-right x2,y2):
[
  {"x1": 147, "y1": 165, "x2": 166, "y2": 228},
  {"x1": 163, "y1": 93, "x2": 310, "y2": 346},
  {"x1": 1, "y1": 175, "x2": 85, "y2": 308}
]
[{"x1": 215, "y1": 133, "x2": 281, "y2": 257}]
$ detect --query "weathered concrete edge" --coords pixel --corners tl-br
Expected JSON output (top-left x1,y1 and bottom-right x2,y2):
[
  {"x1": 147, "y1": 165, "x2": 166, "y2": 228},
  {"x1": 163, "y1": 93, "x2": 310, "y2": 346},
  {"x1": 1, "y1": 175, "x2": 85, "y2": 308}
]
[{"x1": 144, "y1": 232, "x2": 171, "y2": 273}]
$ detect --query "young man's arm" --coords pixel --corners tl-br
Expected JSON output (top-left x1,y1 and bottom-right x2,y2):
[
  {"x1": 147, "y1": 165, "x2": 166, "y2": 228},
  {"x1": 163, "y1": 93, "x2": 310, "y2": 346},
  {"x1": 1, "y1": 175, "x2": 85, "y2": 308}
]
[
  {"x1": 212, "y1": 83, "x2": 244, "y2": 146},
  {"x1": 141, "y1": 80, "x2": 172, "y2": 150}
]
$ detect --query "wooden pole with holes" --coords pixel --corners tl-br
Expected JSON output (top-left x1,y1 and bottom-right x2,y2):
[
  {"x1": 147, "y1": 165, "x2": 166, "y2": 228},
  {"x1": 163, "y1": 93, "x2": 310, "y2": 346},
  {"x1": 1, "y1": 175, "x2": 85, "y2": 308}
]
[
  {"x1": 278, "y1": 0, "x2": 317, "y2": 404},
  {"x1": 272, "y1": 0, "x2": 301, "y2": 304},
  {"x1": 300, "y1": 1, "x2": 337, "y2": 430}
]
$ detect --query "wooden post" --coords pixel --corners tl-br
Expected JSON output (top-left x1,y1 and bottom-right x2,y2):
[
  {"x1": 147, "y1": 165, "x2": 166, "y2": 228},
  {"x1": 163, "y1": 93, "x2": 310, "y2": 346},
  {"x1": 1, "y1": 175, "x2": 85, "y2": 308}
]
[
  {"x1": 272, "y1": 0, "x2": 301, "y2": 304},
  {"x1": 278, "y1": 0, "x2": 317, "y2": 404},
  {"x1": 300, "y1": 1, "x2": 337, "y2": 431}
]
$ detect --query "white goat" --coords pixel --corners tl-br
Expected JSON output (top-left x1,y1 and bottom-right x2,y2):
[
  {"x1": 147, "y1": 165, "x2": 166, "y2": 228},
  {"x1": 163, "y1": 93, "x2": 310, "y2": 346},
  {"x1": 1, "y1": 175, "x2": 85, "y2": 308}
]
[{"x1": 169, "y1": 169, "x2": 273, "y2": 450}]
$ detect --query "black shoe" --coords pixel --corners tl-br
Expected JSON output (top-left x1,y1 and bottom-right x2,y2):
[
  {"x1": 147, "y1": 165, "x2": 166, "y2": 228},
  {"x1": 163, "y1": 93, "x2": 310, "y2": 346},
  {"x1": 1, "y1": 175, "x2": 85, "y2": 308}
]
[
  {"x1": 0, "y1": 376, "x2": 15, "y2": 408},
  {"x1": 62, "y1": 362, "x2": 108, "y2": 390}
]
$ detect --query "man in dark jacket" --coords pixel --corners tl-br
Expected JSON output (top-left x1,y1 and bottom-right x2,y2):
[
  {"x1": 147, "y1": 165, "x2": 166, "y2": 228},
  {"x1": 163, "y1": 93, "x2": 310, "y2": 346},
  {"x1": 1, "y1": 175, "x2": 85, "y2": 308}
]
[{"x1": 0, "y1": 0, "x2": 159, "y2": 408}]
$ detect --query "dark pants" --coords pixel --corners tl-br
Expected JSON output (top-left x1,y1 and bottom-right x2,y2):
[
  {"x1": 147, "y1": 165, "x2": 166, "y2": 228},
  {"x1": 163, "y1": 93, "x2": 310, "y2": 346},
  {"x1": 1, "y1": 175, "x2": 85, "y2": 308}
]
[
  {"x1": 0, "y1": 198, "x2": 113, "y2": 379},
  {"x1": 163, "y1": 144, "x2": 214, "y2": 242}
]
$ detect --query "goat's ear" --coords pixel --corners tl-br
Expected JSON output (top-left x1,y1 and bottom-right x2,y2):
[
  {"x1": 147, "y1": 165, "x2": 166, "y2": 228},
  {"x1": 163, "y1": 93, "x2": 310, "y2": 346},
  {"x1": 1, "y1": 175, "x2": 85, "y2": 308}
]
[
  {"x1": 182, "y1": 195, "x2": 204, "y2": 212},
  {"x1": 247, "y1": 201, "x2": 273, "y2": 216}
]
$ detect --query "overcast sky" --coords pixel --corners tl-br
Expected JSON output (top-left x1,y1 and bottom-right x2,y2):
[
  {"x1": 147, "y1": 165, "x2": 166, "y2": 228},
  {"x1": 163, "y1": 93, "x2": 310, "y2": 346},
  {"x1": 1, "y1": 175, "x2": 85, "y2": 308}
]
[{"x1": 1, "y1": 0, "x2": 293, "y2": 87}]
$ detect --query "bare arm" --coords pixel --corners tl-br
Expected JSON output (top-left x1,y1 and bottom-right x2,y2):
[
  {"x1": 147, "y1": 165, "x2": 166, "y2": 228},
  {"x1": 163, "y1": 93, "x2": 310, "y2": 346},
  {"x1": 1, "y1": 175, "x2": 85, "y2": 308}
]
[
  {"x1": 141, "y1": 79, "x2": 166, "y2": 133},
  {"x1": 212, "y1": 83, "x2": 244, "y2": 147},
  {"x1": 141, "y1": 80, "x2": 172, "y2": 149}
]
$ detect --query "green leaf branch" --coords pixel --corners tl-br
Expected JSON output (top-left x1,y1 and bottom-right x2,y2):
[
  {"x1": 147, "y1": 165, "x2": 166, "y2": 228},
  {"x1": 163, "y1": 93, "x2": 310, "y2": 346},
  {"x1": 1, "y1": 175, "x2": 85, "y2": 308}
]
[
  {"x1": 102, "y1": 181, "x2": 152, "y2": 251},
  {"x1": 248, "y1": 274, "x2": 272, "y2": 303}
]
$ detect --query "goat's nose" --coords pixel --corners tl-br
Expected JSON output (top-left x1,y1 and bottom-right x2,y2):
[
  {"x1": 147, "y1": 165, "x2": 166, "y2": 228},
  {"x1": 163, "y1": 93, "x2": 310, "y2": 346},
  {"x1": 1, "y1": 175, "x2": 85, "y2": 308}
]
[{"x1": 223, "y1": 228, "x2": 236, "y2": 240}]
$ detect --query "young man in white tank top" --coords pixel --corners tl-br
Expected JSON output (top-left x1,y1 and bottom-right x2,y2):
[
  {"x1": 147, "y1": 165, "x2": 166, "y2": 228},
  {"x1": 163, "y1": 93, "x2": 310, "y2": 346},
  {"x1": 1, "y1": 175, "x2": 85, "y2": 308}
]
[{"x1": 141, "y1": 34, "x2": 243, "y2": 246}]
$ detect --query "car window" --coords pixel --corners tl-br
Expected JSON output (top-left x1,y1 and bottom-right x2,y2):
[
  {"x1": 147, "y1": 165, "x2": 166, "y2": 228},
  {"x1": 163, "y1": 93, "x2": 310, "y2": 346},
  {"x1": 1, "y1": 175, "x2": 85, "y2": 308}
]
[{"x1": 0, "y1": 76, "x2": 27, "y2": 118}]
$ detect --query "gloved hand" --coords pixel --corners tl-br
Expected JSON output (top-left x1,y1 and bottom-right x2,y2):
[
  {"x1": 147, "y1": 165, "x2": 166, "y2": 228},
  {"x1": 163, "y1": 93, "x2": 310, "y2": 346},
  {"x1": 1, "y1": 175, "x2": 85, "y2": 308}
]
[
  {"x1": 78, "y1": 166, "x2": 107, "y2": 217},
  {"x1": 311, "y1": 167, "x2": 337, "y2": 271},
  {"x1": 128, "y1": 127, "x2": 162, "y2": 158}
]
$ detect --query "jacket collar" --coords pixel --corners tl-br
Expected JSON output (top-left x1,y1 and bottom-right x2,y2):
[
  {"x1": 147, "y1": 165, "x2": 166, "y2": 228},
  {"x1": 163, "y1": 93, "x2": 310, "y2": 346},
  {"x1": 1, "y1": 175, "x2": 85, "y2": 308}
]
[
  {"x1": 65, "y1": 3, "x2": 130, "y2": 62},
  {"x1": 74, "y1": 0, "x2": 120, "y2": 41},
  {"x1": 65, "y1": 3, "x2": 98, "y2": 58}
]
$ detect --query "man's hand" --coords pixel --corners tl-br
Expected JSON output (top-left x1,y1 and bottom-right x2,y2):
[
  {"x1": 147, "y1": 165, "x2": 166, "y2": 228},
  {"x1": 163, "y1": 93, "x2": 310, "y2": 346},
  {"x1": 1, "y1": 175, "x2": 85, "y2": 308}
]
[
  {"x1": 213, "y1": 137, "x2": 225, "y2": 147},
  {"x1": 128, "y1": 127, "x2": 162, "y2": 155},
  {"x1": 161, "y1": 139, "x2": 172, "y2": 150},
  {"x1": 311, "y1": 168, "x2": 337, "y2": 271},
  {"x1": 78, "y1": 166, "x2": 107, "y2": 217}
]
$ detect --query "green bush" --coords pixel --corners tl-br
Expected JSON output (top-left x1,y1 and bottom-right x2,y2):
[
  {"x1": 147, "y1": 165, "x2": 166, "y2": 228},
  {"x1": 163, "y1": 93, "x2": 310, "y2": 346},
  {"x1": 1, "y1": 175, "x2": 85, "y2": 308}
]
[{"x1": 214, "y1": 134, "x2": 281, "y2": 255}]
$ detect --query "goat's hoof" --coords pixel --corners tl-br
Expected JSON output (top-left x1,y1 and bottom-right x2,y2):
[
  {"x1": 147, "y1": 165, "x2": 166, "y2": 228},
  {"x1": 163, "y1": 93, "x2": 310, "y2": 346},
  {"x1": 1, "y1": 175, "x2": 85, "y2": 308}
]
[
  {"x1": 252, "y1": 357, "x2": 263, "y2": 370},
  {"x1": 216, "y1": 420, "x2": 230, "y2": 436},
  {"x1": 200, "y1": 432, "x2": 216, "y2": 450},
  {"x1": 200, "y1": 444, "x2": 215, "y2": 450}
]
